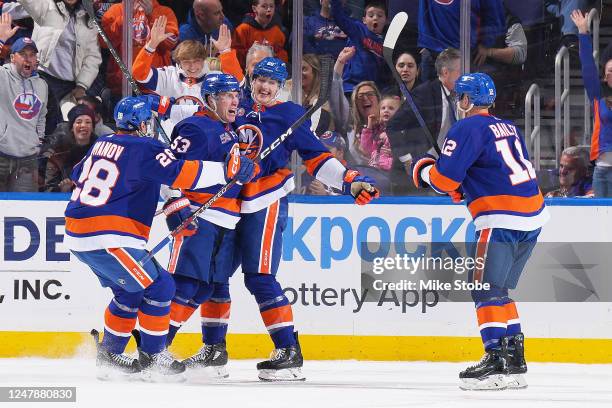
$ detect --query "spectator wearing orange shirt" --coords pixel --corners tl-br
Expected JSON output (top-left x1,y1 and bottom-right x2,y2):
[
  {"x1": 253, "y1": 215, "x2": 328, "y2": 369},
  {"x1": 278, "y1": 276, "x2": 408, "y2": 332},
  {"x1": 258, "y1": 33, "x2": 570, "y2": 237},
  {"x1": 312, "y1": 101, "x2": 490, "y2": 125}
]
[
  {"x1": 102, "y1": 0, "x2": 178, "y2": 97},
  {"x1": 233, "y1": 0, "x2": 287, "y2": 69}
]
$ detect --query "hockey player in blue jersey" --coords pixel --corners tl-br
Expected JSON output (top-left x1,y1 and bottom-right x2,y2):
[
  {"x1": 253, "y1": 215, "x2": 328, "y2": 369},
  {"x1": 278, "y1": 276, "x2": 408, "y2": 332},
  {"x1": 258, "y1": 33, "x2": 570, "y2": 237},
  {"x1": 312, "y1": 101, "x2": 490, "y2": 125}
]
[
  {"x1": 413, "y1": 73, "x2": 549, "y2": 390},
  {"x1": 65, "y1": 95, "x2": 253, "y2": 381},
  {"x1": 228, "y1": 57, "x2": 380, "y2": 381},
  {"x1": 161, "y1": 73, "x2": 258, "y2": 378}
]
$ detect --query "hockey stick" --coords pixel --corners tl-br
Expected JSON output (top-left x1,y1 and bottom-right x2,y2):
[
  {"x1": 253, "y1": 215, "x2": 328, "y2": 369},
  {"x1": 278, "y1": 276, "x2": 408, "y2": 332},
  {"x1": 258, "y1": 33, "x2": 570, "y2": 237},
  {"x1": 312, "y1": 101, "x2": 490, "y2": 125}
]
[
  {"x1": 82, "y1": 0, "x2": 171, "y2": 145},
  {"x1": 139, "y1": 56, "x2": 334, "y2": 266},
  {"x1": 383, "y1": 12, "x2": 441, "y2": 156}
]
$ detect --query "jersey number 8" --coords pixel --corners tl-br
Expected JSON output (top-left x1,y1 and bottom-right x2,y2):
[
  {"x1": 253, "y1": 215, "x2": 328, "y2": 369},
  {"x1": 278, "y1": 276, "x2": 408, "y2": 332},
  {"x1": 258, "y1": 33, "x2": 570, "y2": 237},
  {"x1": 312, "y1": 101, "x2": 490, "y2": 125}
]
[{"x1": 70, "y1": 157, "x2": 120, "y2": 206}]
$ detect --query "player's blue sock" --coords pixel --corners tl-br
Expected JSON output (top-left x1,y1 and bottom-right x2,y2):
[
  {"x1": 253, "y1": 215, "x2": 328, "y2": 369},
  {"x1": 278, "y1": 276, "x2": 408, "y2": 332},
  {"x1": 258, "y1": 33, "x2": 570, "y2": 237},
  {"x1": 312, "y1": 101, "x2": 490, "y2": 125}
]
[
  {"x1": 503, "y1": 300, "x2": 522, "y2": 337},
  {"x1": 201, "y1": 283, "x2": 231, "y2": 345},
  {"x1": 244, "y1": 274, "x2": 295, "y2": 348},
  {"x1": 102, "y1": 295, "x2": 139, "y2": 354},
  {"x1": 167, "y1": 275, "x2": 201, "y2": 346},
  {"x1": 138, "y1": 270, "x2": 175, "y2": 354},
  {"x1": 475, "y1": 299, "x2": 508, "y2": 351}
]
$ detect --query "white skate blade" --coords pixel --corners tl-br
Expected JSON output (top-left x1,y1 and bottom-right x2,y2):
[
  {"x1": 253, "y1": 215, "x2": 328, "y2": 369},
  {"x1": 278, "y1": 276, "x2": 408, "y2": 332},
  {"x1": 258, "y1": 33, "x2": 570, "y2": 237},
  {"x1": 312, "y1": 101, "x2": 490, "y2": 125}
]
[
  {"x1": 505, "y1": 374, "x2": 528, "y2": 389},
  {"x1": 459, "y1": 374, "x2": 507, "y2": 391},
  {"x1": 141, "y1": 369, "x2": 187, "y2": 383},
  {"x1": 95, "y1": 366, "x2": 141, "y2": 382},
  {"x1": 187, "y1": 365, "x2": 229, "y2": 379},
  {"x1": 258, "y1": 367, "x2": 306, "y2": 382}
]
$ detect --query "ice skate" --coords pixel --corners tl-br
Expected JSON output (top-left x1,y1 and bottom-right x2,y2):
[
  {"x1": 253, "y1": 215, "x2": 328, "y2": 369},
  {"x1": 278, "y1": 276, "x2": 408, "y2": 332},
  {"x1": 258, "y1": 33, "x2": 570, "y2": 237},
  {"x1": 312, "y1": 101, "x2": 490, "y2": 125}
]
[
  {"x1": 131, "y1": 329, "x2": 186, "y2": 382},
  {"x1": 459, "y1": 349, "x2": 507, "y2": 390},
  {"x1": 502, "y1": 333, "x2": 528, "y2": 389},
  {"x1": 257, "y1": 332, "x2": 305, "y2": 381},
  {"x1": 90, "y1": 329, "x2": 141, "y2": 381},
  {"x1": 182, "y1": 342, "x2": 229, "y2": 379}
]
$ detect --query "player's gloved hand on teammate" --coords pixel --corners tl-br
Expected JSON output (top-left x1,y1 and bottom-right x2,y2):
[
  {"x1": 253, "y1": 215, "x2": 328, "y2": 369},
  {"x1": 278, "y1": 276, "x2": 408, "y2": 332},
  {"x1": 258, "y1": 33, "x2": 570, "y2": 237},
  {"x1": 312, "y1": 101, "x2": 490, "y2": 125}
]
[
  {"x1": 224, "y1": 144, "x2": 260, "y2": 184},
  {"x1": 163, "y1": 197, "x2": 197, "y2": 237},
  {"x1": 142, "y1": 94, "x2": 175, "y2": 119},
  {"x1": 341, "y1": 169, "x2": 380, "y2": 205},
  {"x1": 411, "y1": 155, "x2": 436, "y2": 188}
]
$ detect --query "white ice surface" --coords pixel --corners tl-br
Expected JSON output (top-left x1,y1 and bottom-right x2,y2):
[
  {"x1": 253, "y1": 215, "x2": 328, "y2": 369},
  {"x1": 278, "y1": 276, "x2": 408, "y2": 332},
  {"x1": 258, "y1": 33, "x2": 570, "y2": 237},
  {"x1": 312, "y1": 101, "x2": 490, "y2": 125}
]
[{"x1": 1, "y1": 358, "x2": 611, "y2": 408}]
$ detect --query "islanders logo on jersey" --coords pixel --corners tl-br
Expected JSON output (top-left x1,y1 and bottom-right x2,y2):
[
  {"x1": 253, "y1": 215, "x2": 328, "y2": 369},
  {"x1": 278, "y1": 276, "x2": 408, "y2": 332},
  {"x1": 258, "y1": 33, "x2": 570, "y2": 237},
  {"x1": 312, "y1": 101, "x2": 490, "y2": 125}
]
[
  {"x1": 13, "y1": 92, "x2": 42, "y2": 121},
  {"x1": 237, "y1": 124, "x2": 263, "y2": 160}
]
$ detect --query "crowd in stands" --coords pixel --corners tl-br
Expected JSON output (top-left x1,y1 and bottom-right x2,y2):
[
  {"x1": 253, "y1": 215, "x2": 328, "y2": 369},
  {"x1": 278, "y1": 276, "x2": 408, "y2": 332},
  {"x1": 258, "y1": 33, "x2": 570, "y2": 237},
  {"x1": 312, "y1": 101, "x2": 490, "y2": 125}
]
[{"x1": 0, "y1": 0, "x2": 609, "y2": 197}]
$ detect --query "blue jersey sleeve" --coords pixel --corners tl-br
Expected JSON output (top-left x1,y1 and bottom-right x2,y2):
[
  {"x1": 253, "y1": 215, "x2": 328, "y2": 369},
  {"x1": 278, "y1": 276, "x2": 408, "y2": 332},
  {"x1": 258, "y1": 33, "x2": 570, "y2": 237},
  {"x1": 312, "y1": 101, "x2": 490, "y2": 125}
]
[
  {"x1": 170, "y1": 119, "x2": 211, "y2": 160},
  {"x1": 331, "y1": 0, "x2": 366, "y2": 44},
  {"x1": 578, "y1": 33, "x2": 601, "y2": 102},
  {"x1": 430, "y1": 122, "x2": 484, "y2": 193}
]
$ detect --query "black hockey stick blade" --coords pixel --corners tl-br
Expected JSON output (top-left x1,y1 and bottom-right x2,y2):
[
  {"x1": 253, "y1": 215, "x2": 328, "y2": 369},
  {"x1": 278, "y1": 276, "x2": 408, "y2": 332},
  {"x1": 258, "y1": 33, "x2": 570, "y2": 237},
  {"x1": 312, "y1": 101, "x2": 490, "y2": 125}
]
[
  {"x1": 82, "y1": 0, "x2": 171, "y2": 144},
  {"x1": 383, "y1": 12, "x2": 441, "y2": 156}
]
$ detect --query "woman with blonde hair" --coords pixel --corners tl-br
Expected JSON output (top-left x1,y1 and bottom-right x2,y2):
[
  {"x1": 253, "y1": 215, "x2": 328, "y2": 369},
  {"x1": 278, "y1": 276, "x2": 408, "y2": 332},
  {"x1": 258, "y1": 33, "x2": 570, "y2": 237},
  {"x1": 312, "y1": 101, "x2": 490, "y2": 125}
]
[{"x1": 302, "y1": 53, "x2": 335, "y2": 135}]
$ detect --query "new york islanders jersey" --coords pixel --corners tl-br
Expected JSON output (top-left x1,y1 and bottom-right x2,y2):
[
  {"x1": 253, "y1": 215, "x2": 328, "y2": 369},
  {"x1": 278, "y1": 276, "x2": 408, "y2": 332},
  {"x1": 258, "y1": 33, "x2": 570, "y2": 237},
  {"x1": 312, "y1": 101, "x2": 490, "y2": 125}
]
[
  {"x1": 236, "y1": 101, "x2": 347, "y2": 213},
  {"x1": 65, "y1": 134, "x2": 227, "y2": 251},
  {"x1": 170, "y1": 112, "x2": 243, "y2": 228},
  {"x1": 429, "y1": 114, "x2": 549, "y2": 231}
]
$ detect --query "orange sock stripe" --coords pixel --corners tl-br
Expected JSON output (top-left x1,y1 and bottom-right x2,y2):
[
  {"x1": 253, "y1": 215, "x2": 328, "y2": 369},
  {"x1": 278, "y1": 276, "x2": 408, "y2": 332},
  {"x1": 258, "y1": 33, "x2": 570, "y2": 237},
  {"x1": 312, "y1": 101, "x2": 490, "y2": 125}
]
[
  {"x1": 476, "y1": 305, "x2": 507, "y2": 326},
  {"x1": 104, "y1": 307, "x2": 137, "y2": 334},
  {"x1": 170, "y1": 302, "x2": 191, "y2": 324},
  {"x1": 504, "y1": 302, "x2": 519, "y2": 320},
  {"x1": 261, "y1": 304, "x2": 293, "y2": 328},
  {"x1": 138, "y1": 311, "x2": 170, "y2": 333},
  {"x1": 200, "y1": 301, "x2": 231, "y2": 319}
]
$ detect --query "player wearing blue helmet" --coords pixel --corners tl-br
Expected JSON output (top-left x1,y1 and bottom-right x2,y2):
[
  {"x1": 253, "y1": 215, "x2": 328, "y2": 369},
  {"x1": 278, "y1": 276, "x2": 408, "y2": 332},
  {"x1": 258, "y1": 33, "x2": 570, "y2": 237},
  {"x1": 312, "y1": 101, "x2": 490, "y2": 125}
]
[
  {"x1": 65, "y1": 95, "x2": 247, "y2": 381},
  {"x1": 222, "y1": 57, "x2": 379, "y2": 381},
  {"x1": 160, "y1": 72, "x2": 259, "y2": 378},
  {"x1": 413, "y1": 73, "x2": 549, "y2": 390}
]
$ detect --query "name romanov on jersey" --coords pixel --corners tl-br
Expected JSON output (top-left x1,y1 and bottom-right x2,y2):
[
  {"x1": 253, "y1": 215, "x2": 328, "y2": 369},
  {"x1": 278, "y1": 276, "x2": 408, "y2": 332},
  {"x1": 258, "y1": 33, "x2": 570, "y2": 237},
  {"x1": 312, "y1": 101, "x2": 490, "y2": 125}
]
[
  {"x1": 90, "y1": 140, "x2": 125, "y2": 161},
  {"x1": 372, "y1": 279, "x2": 490, "y2": 291}
]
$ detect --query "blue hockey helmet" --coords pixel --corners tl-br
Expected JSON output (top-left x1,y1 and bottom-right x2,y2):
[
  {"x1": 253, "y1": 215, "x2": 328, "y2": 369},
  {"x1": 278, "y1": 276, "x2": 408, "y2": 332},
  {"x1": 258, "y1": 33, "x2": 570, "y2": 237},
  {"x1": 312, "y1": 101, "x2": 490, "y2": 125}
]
[
  {"x1": 252, "y1": 57, "x2": 288, "y2": 84},
  {"x1": 454, "y1": 73, "x2": 496, "y2": 107},
  {"x1": 201, "y1": 72, "x2": 241, "y2": 100},
  {"x1": 114, "y1": 96, "x2": 152, "y2": 131}
]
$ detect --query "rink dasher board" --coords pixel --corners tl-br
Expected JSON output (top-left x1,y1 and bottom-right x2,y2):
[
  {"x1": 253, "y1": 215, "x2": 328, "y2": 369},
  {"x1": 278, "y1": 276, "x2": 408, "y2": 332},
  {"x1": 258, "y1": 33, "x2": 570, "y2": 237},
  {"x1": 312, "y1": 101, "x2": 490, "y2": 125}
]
[{"x1": 0, "y1": 194, "x2": 611, "y2": 362}]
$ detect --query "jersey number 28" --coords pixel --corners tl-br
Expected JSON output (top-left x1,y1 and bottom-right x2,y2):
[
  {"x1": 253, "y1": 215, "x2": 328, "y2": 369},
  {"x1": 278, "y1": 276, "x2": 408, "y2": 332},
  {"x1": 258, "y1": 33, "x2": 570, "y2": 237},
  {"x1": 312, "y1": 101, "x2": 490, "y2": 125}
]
[{"x1": 70, "y1": 157, "x2": 119, "y2": 206}]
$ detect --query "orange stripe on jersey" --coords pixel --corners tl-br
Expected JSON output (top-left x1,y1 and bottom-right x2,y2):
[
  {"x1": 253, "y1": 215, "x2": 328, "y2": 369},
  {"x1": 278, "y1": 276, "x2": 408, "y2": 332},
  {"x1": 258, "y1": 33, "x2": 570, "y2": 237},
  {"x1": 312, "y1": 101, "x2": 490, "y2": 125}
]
[
  {"x1": 167, "y1": 235, "x2": 185, "y2": 274},
  {"x1": 201, "y1": 301, "x2": 231, "y2": 319},
  {"x1": 241, "y1": 169, "x2": 292, "y2": 198},
  {"x1": 430, "y1": 165, "x2": 461, "y2": 192},
  {"x1": 171, "y1": 160, "x2": 201, "y2": 189},
  {"x1": 132, "y1": 47, "x2": 155, "y2": 82},
  {"x1": 260, "y1": 201, "x2": 279, "y2": 274},
  {"x1": 504, "y1": 302, "x2": 519, "y2": 320},
  {"x1": 105, "y1": 308, "x2": 137, "y2": 334},
  {"x1": 107, "y1": 248, "x2": 154, "y2": 288},
  {"x1": 468, "y1": 193, "x2": 544, "y2": 218},
  {"x1": 303, "y1": 152, "x2": 334, "y2": 176},
  {"x1": 476, "y1": 305, "x2": 507, "y2": 326},
  {"x1": 261, "y1": 304, "x2": 293, "y2": 328},
  {"x1": 183, "y1": 191, "x2": 240, "y2": 213},
  {"x1": 66, "y1": 215, "x2": 150, "y2": 239},
  {"x1": 219, "y1": 49, "x2": 245, "y2": 82},
  {"x1": 138, "y1": 311, "x2": 170, "y2": 333},
  {"x1": 474, "y1": 228, "x2": 491, "y2": 283},
  {"x1": 591, "y1": 100, "x2": 601, "y2": 161}
]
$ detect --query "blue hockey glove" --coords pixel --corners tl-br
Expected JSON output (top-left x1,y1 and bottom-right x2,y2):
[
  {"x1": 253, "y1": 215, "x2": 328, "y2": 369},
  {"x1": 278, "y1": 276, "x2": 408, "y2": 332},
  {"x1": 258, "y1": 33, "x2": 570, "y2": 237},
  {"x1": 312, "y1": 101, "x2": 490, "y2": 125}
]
[
  {"x1": 341, "y1": 169, "x2": 380, "y2": 205},
  {"x1": 143, "y1": 94, "x2": 175, "y2": 120},
  {"x1": 163, "y1": 197, "x2": 197, "y2": 237},
  {"x1": 412, "y1": 155, "x2": 436, "y2": 188},
  {"x1": 224, "y1": 143, "x2": 260, "y2": 184}
]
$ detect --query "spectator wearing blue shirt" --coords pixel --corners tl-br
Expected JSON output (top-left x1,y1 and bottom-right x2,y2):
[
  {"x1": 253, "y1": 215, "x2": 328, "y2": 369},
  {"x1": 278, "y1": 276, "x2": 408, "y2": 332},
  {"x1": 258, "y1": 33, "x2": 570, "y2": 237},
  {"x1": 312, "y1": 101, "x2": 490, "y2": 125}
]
[
  {"x1": 303, "y1": 0, "x2": 348, "y2": 59},
  {"x1": 330, "y1": 0, "x2": 386, "y2": 95},
  {"x1": 179, "y1": 0, "x2": 233, "y2": 55}
]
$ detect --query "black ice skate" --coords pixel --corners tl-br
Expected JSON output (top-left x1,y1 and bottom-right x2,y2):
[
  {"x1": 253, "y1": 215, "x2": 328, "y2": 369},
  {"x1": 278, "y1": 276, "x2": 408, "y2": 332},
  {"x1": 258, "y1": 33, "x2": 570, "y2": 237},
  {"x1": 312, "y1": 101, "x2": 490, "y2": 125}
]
[
  {"x1": 459, "y1": 349, "x2": 507, "y2": 390},
  {"x1": 257, "y1": 332, "x2": 305, "y2": 381},
  {"x1": 182, "y1": 342, "x2": 229, "y2": 378},
  {"x1": 90, "y1": 329, "x2": 141, "y2": 380},
  {"x1": 131, "y1": 330, "x2": 186, "y2": 382},
  {"x1": 501, "y1": 332, "x2": 528, "y2": 389}
]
